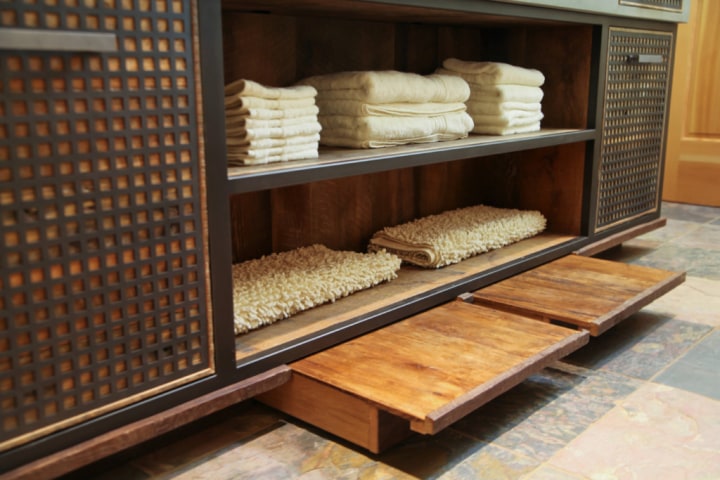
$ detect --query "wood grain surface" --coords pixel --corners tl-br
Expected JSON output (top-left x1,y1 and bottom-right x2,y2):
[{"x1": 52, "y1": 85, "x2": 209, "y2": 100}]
[
  {"x1": 471, "y1": 254, "x2": 686, "y2": 335},
  {"x1": 287, "y1": 301, "x2": 588, "y2": 435}
]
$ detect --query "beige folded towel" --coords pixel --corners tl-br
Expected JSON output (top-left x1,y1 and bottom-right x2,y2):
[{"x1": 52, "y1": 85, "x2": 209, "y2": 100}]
[
  {"x1": 472, "y1": 122, "x2": 541, "y2": 135},
  {"x1": 226, "y1": 132, "x2": 321, "y2": 148},
  {"x1": 466, "y1": 101, "x2": 542, "y2": 116},
  {"x1": 225, "y1": 114, "x2": 319, "y2": 130},
  {"x1": 232, "y1": 244, "x2": 401, "y2": 333},
  {"x1": 225, "y1": 105, "x2": 320, "y2": 120},
  {"x1": 317, "y1": 112, "x2": 473, "y2": 148},
  {"x1": 441, "y1": 59, "x2": 545, "y2": 87},
  {"x1": 227, "y1": 140, "x2": 319, "y2": 156},
  {"x1": 227, "y1": 145, "x2": 320, "y2": 166},
  {"x1": 298, "y1": 70, "x2": 470, "y2": 104},
  {"x1": 368, "y1": 204, "x2": 547, "y2": 268},
  {"x1": 466, "y1": 84, "x2": 545, "y2": 104},
  {"x1": 225, "y1": 78, "x2": 317, "y2": 99},
  {"x1": 471, "y1": 111, "x2": 544, "y2": 128},
  {"x1": 316, "y1": 99, "x2": 467, "y2": 117},
  {"x1": 227, "y1": 120, "x2": 322, "y2": 140},
  {"x1": 224, "y1": 95, "x2": 316, "y2": 110}
]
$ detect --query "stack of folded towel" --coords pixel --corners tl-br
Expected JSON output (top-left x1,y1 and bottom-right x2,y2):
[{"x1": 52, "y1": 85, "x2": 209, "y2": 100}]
[
  {"x1": 224, "y1": 79, "x2": 322, "y2": 165},
  {"x1": 438, "y1": 58, "x2": 545, "y2": 135},
  {"x1": 297, "y1": 70, "x2": 473, "y2": 148}
]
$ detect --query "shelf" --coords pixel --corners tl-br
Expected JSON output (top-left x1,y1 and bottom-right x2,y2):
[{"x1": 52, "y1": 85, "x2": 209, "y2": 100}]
[
  {"x1": 227, "y1": 128, "x2": 595, "y2": 194},
  {"x1": 221, "y1": 0, "x2": 586, "y2": 25},
  {"x1": 234, "y1": 232, "x2": 579, "y2": 363}
]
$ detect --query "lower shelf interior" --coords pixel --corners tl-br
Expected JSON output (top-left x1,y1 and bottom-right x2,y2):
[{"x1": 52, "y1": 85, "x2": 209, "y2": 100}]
[{"x1": 234, "y1": 232, "x2": 577, "y2": 362}]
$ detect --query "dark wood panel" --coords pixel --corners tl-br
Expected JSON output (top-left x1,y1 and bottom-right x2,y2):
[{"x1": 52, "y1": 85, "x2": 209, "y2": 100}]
[
  {"x1": 296, "y1": 16, "x2": 397, "y2": 77},
  {"x1": 476, "y1": 143, "x2": 585, "y2": 235},
  {"x1": 271, "y1": 169, "x2": 415, "y2": 252},
  {"x1": 230, "y1": 191, "x2": 273, "y2": 262},
  {"x1": 222, "y1": 12, "x2": 298, "y2": 86},
  {"x1": 521, "y1": 26, "x2": 593, "y2": 128}
]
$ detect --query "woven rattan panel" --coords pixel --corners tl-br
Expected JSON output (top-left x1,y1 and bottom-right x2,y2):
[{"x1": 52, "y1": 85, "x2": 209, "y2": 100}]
[
  {"x1": 0, "y1": 0, "x2": 212, "y2": 451},
  {"x1": 595, "y1": 28, "x2": 673, "y2": 232},
  {"x1": 619, "y1": 0, "x2": 683, "y2": 12}
]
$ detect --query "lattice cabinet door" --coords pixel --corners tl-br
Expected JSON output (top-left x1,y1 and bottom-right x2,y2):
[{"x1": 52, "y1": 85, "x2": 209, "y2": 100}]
[
  {"x1": 594, "y1": 27, "x2": 674, "y2": 232},
  {"x1": 0, "y1": 0, "x2": 213, "y2": 459}
]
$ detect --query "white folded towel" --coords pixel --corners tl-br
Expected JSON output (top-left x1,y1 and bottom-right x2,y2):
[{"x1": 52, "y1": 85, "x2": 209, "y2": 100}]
[
  {"x1": 227, "y1": 144, "x2": 320, "y2": 165},
  {"x1": 225, "y1": 114, "x2": 319, "y2": 130},
  {"x1": 441, "y1": 59, "x2": 545, "y2": 87},
  {"x1": 318, "y1": 112, "x2": 473, "y2": 148},
  {"x1": 224, "y1": 95, "x2": 316, "y2": 110},
  {"x1": 225, "y1": 78, "x2": 317, "y2": 99},
  {"x1": 470, "y1": 111, "x2": 544, "y2": 128},
  {"x1": 298, "y1": 70, "x2": 471, "y2": 104},
  {"x1": 466, "y1": 84, "x2": 545, "y2": 104},
  {"x1": 466, "y1": 100, "x2": 542, "y2": 116},
  {"x1": 225, "y1": 105, "x2": 320, "y2": 120},
  {"x1": 316, "y1": 99, "x2": 467, "y2": 117},
  {"x1": 472, "y1": 122, "x2": 541, "y2": 136},
  {"x1": 229, "y1": 120, "x2": 322, "y2": 141},
  {"x1": 226, "y1": 133, "x2": 321, "y2": 148}
]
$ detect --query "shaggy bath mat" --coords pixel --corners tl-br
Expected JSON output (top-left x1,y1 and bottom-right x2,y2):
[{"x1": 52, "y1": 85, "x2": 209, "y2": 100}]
[
  {"x1": 368, "y1": 204, "x2": 546, "y2": 268},
  {"x1": 232, "y1": 244, "x2": 402, "y2": 334}
]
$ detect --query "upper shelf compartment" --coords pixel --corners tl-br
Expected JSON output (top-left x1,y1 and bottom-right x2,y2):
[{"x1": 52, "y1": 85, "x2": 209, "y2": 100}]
[{"x1": 221, "y1": 0, "x2": 597, "y2": 194}]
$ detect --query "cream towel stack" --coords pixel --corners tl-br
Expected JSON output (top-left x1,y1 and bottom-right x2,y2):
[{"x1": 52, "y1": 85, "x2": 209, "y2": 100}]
[
  {"x1": 224, "y1": 79, "x2": 322, "y2": 165},
  {"x1": 297, "y1": 70, "x2": 474, "y2": 148},
  {"x1": 438, "y1": 59, "x2": 545, "y2": 135}
]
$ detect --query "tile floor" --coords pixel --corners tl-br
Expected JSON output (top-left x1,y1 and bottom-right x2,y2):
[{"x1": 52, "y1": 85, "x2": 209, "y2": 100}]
[{"x1": 64, "y1": 202, "x2": 720, "y2": 480}]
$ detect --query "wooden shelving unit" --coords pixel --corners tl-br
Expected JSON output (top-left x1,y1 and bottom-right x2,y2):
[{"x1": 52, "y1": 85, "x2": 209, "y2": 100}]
[{"x1": 0, "y1": 0, "x2": 686, "y2": 475}]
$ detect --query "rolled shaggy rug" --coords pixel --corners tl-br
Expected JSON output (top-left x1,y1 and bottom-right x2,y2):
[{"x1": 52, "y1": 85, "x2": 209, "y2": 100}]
[
  {"x1": 368, "y1": 204, "x2": 547, "y2": 268},
  {"x1": 232, "y1": 244, "x2": 402, "y2": 334}
]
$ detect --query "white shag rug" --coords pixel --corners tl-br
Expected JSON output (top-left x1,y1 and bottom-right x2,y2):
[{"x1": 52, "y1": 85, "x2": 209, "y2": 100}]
[
  {"x1": 368, "y1": 204, "x2": 547, "y2": 268},
  {"x1": 232, "y1": 244, "x2": 402, "y2": 334}
]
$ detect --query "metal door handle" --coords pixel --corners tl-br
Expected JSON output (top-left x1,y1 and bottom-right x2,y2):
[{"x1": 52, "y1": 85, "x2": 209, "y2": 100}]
[{"x1": 0, "y1": 28, "x2": 117, "y2": 52}]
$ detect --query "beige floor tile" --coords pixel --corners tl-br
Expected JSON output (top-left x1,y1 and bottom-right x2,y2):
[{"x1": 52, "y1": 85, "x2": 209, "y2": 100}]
[
  {"x1": 644, "y1": 276, "x2": 720, "y2": 327},
  {"x1": 547, "y1": 383, "x2": 720, "y2": 480}
]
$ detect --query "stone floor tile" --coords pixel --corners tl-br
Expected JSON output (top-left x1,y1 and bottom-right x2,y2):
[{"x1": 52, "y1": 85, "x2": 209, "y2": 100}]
[
  {"x1": 521, "y1": 464, "x2": 588, "y2": 480},
  {"x1": 654, "y1": 329, "x2": 720, "y2": 400},
  {"x1": 643, "y1": 276, "x2": 720, "y2": 327},
  {"x1": 165, "y1": 421, "x2": 407, "y2": 480},
  {"x1": 672, "y1": 224, "x2": 720, "y2": 251},
  {"x1": 437, "y1": 443, "x2": 540, "y2": 480},
  {"x1": 453, "y1": 367, "x2": 638, "y2": 462},
  {"x1": 547, "y1": 383, "x2": 720, "y2": 480},
  {"x1": 631, "y1": 244, "x2": 720, "y2": 280},
  {"x1": 565, "y1": 312, "x2": 712, "y2": 379},
  {"x1": 661, "y1": 202, "x2": 720, "y2": 223}
]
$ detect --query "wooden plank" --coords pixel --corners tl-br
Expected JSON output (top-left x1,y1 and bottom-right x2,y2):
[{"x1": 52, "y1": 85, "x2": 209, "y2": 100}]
[
  {"x1": 471, "y1": 255, "x2": 686, "y2": 336},
  {"x1": 573, "y1": 217, "x2": 667, "y2": 257},
  {"x1": 288, "y1": 301, "x2": 588, "y2": 435},
  {"x1": 4, "y1": 367, "x2": 292, "y2": 480}
]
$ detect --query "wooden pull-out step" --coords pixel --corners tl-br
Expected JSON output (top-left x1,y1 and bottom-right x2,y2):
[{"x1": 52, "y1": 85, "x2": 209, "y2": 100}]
[
  {"x1": 469, "y1": 255, "x2": 686, "y2": 336},
  {"x1": 258, "y1": 301, "x2": 589, "y2": 453}
]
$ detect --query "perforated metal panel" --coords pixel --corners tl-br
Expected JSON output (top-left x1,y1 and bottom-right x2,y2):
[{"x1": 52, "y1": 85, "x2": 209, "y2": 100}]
[
  {"x1": 594, "y1": 28, "x2": 673, "y2": 232},
  {"x1": 0, "y1": 0, "x2": 212, "y2": 452},
  {"x1": 619, "y1": 0, "x2": 683, "y2": 12}
]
